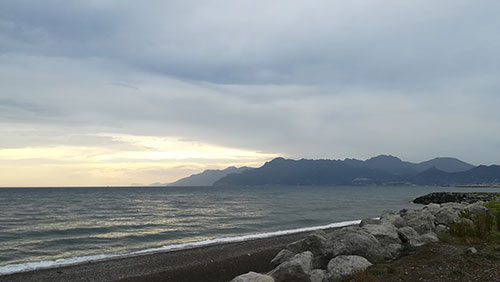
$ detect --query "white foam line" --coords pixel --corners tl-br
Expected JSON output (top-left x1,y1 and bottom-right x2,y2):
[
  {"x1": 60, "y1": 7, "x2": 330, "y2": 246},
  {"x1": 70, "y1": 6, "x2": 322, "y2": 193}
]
[
  {"x1": 0, "y1": 253, "x2": 125, "y2": 275},
  {"x1": 131, "y1": 219, "x2": 361, "y2": 255},
  {"x1": 0, "y1": 219, "x2": 361, "y2": 275}
]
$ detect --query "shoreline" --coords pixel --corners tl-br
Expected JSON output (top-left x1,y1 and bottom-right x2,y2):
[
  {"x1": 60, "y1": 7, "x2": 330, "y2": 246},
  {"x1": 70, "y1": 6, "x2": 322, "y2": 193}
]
[{"x1": 0, "y1": 223, "x2": 359, "y2": 282}]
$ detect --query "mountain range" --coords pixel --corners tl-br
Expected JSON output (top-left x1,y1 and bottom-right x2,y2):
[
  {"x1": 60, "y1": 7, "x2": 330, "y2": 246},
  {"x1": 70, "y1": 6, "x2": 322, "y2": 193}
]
[
  {"x1": 168, "y1": 155, "x2": 500, "y2": 187},
  {"x1": 167, "y1": 166, "x2": 252, "y2": 186}
]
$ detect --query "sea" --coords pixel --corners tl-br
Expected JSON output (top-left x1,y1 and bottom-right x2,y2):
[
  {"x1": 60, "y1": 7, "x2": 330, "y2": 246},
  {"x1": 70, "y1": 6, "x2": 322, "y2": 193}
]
[{"x1": 2, "y1": 185, "x2": 500, "y2": 275}]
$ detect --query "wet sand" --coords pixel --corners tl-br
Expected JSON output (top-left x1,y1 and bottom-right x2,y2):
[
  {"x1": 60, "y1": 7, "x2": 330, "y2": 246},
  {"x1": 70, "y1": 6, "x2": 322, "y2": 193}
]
[{"x1": 0, "y1": 227, "x2": 343, "y2": 282}]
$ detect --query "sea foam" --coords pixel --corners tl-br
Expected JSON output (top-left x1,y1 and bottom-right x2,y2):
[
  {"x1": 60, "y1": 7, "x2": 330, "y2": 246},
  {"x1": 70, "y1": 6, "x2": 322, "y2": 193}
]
[{"x1": 0, "y1": 219, "x2": 360, "y2": 275}]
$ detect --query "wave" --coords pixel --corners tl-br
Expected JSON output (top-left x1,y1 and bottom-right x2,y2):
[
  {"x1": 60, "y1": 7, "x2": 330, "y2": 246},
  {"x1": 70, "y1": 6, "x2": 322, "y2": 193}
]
[{"x1": 0, "y1": 219, "x2": 361, "y2": 275}]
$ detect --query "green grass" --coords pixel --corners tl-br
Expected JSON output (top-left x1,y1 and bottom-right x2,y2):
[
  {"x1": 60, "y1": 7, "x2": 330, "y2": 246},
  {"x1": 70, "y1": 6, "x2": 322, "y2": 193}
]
[{"x1": 447, "y1": 199, "x2": 500, "y2": 245}]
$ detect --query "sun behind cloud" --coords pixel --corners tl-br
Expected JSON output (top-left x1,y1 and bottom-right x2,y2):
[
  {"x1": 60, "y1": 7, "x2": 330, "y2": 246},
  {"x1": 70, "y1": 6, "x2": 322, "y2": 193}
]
[{"x1": 0, "y1": 133, "x2": 278, "y2": 187}]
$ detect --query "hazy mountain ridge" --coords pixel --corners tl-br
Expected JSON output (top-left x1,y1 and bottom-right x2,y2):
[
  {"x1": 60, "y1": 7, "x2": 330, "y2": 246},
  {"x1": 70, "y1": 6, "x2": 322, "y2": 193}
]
[
  {"x1": 213, "y1": 155, "x2": 491, "y2": 186},
  {"x1": 168, "y1": 166, "x2": 252, "y2": 186},
  {"x1": 345, "y1": 155, "x2": 475, "y2": 174},
  {"x1": 412, "y1": 165, "x2": 500, "y2": 185}
]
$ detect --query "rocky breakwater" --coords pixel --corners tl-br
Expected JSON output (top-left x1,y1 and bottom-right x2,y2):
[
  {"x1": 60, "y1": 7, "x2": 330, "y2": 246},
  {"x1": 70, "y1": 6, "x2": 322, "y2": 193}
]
[
  {"x1": 413, "y1": 192, "x2": 500, "y2": 205},
  {"x1": 229, "y1": 201, "x2": 487, "y2": 282}
]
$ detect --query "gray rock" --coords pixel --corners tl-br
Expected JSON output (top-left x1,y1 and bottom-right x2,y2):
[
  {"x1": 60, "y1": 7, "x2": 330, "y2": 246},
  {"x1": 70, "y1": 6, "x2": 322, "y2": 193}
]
[
  {"x1": 286, "y1": 233, "x2": 331, "y2": 256},
  {"x1": 424, "y1": 203, "x2": 441, "y2": 215},
  {"x1": 440, "y1": 202, "x2": 467, "y2": 210},
  {"x1": 269, "y1": 251, "x2": 313, "y2": 282},
  {"x1": 310, "y1": 269, "x2": 326, "y2": 282},
  {"x1": 413, "y1": 192, "x2": 500, "y2": 205},
  {"x1": 286, "y1": 232, "x2": 332, "y2": 269},
  {"x1": 400, "y1": 209, "x2": 436, "y2": 234},
  {"x1": 230, "y1": 272, "x2": 275, "y2": 282},
  {"x1": 380, "y1": 210, "x2": 406, "y2": 228},
  {"x1": 435, "y1": 224, "x2": 449, "y2": 234},
  {"x1": 271, "y1": 249, "x2": 295, "y2": 267},
  {"x1": 362, "y1": 222, "x2": 402, "y2": 256},
  {"x1": 434, "y1": 206, "x2": 462, "y2": 226},
  {"x1": 466, "y1": 201, "x2": 489, "y2": 217},
  {"x1": 397, "y1": 226, "x2": 424, "y2": 247},
  {"x1": 420, "y1": 232, "x2": 439, "y2": 243},
  {"x1": 326, "y1": 255, "x2": 372, "y2": 282},
  {"x1": 329, "y1": 226, "x2": 392, "y2": 262}
]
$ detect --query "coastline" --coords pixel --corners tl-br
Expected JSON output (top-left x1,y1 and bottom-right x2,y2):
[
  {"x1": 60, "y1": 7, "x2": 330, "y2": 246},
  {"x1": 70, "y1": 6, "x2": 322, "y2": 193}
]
[{"x1": 0, "y1": 224, "x2": 358, "y2": 282}]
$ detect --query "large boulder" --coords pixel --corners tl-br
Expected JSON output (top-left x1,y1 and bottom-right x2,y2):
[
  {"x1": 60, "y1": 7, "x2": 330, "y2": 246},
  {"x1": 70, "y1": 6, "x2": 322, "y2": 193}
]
[
  {"x1": 310, "y1": 269, "x2": 326, "y2": 282},
  {"x1": 399, "y1": 209, "x2": 436, "y2": 234},
  {"x1": 271, "y1": 249, "x2": 294, "y2": 267},
  {"x1": 420, "y1": 232, "x2": 439, "y2": 244},
  {"x1": 465, "y1": 201, "x2": 489, "y2": 217},
  {"x1": 286, "y1": 232, "x2": 332, "y2": 269},
  {"x1": 362, "y1": 222, "x2": 402, "y2": 256},
  {"x1": 441, "y1": 202, "x2": 467, "y2": 210},
  {"x1": 435, "y1": 224, "x2": 449, "y2": 234},
  {"x1": 397, "y1": 226, "x2": 424, "y2": 247},
  {"x1": 286, "y1": 232, "x2": 331, "y2": 256},
  {"x1": 329, "y1": 226, "x2": 392, "y2": 262},
  {"x1": 326, "y1": 255, "x2": 372, "y2": 282},
  {"x1": 432, "y1": 203, "x2": 466, "y2": 226},
  {"x1": 380, "y1": 210, "x2": 406, "y2": 228},
  {"x1": 423, "y1": 203, "x2": 441, "y2": 215},
  {"x1": 230, "y1": 272, "x2": 275, "y2": 282},
  {"x1": 269, "y1": 251, "x2": 313, "y2": 282}
]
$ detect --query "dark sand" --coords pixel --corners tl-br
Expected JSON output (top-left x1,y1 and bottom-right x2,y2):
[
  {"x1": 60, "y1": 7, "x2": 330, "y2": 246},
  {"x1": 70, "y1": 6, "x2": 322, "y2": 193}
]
[{"x1": 0, "y1": 227, "x2": 341, "y2": 282}]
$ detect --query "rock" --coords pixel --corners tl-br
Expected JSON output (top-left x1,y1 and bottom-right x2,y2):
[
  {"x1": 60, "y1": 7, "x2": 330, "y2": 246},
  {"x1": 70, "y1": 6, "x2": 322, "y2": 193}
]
[
  {"x1": 286, "y1": 233, "x2": 331, "y2": 256},
  {"x1": 413, "y1": 192, "x2": 500, "y2": 205},
  {"x1": 397, "y1": 226, "x2": 424, "y2": 247},
  {"x1": 359, "y1": 218, "x2": 381, "y2": 226},
  {"x1": 435, "y1": 224, "x2": 449, "y2": 234},
  {"x1": 420, "y1": 232, "x2": 439, "y2": 243},
  {"x1": 380, "y1": 210, "x2": 406, "y2": 228},
  {"x1": 440, "y1": 202, "x2": 467, "y2": 210},
  {"x1": 434, "y1": 204, "x2": 465, "y2": 226},
  {"x1": 269, "y1": 251, "x2": 313, "y2": 282},
  {"x1": 465, "y1": 201, "x2": 489, "y2": 217},
  {"x1": 326, "y1": 255, "x2": 372, "y2": 282},
  {"x1": 424, "y1": 203, "x2": 441, "y2": 215},
  {"x1": 286, "y1": 232, "x2": 332, "y2": 269},
  {"x1": 400, "y1": 209, "x2": 436, "y2": 234},
  {"x1": 230, "y1": 272, "x2": 275, "y2": 282},
  {"x1": 329, "y1": 226, "x2": 392, "y2": 262},
  {"x1": 362, "y1": 222, "x2": 402, "y2": 256},
  {"x1": 271, "y1": 249, "x2": 295, "y2": 267},
  {"x1": 309, "y1": 269, "x2": 326, "y2": 282},
  {"x1": 466, "y1": 247, "x2": 478, "y2": 254}
]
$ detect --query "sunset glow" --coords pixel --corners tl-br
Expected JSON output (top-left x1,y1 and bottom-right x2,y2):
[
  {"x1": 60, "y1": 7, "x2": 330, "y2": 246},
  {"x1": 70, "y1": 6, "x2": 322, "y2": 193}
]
[{"x1": 0, "y1": 134, "x2": 278, "y2": 187}]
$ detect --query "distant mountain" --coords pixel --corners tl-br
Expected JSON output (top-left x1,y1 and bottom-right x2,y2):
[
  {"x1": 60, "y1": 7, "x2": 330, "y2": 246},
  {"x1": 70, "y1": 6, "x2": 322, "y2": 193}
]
[
  {"x1": 168, "y1": 166, "x2": 252, "y2": 186},
  {"x1": 345, "y1": 155, "x2": 475, "y2": 175},
  {"x1": 214, "y1": 158, "x2": 393, "y2": 186},
  {"x1": 213, "y1": 156, "x2": 485, "y2": 186},
  {"x1": 415, "y1": 157, "x2": 475, "y2": 173},
  {"x1": 344, "y1": 155, "x2": 418, "y2": 175},
  {"x1": 413, "y1": 165, "x2": 500, "y2": 185}
]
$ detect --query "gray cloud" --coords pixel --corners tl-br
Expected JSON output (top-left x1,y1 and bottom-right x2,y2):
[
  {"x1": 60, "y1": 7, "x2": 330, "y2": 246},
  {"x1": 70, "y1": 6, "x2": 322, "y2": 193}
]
[
  {"x1": 2, "y1": 0, "x2": 499, "y2": 86},
  {"x1": 1, "y1": 0, "x2": 500, "y2": 168}
]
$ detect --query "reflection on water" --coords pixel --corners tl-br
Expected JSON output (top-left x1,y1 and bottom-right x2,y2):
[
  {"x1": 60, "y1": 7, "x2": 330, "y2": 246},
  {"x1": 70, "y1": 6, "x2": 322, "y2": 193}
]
[{"x1": 2, "y1": 185, "x2": 500, "y2": 268}]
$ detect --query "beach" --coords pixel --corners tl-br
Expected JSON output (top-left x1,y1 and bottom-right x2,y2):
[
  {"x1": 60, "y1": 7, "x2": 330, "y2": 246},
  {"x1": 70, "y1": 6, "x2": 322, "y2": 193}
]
[{"x1": 0, "y1": 227, "x2": 339, "y2": 282}]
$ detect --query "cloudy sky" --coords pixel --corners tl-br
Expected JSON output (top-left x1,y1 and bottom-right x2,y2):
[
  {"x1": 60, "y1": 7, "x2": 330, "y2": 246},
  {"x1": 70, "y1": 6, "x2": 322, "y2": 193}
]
[{"x1": 1, "y1": 0, "x2": 499, "y2": 186}]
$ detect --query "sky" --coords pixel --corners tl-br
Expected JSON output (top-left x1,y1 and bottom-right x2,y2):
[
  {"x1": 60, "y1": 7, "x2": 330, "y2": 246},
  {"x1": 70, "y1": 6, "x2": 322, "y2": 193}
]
[{"x1": 1, "y1": 0, "x2": 500, "y2": 186}]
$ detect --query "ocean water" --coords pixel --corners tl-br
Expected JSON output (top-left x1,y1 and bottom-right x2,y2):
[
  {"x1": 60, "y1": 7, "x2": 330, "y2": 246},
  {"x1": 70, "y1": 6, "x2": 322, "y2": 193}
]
[{"x1": 2, "y1": 185, "x2": 500, "y2": 275}]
